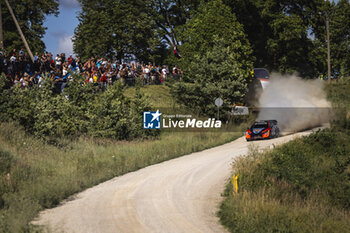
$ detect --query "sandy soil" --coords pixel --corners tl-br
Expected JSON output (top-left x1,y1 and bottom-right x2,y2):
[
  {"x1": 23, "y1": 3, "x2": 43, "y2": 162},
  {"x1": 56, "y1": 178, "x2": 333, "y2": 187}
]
[{"x1": 33, "y1": 130, "x2": 316, "y2": 233}]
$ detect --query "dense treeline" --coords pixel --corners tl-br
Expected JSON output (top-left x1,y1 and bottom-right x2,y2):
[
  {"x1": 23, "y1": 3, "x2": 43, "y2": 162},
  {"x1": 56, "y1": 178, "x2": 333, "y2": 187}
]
[
  {"x1": 2, "y1": 0, "x2": 348, "y2": 78},
  {"x1": 72, "y1": 0, "x2": 350, "y2": 78}
]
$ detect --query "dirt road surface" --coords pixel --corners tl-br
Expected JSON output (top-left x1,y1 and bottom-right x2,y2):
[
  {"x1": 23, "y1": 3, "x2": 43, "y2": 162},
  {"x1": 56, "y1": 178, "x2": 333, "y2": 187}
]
[{"x1": 33, "y1": 130, "x2": 316, "y2": 233}]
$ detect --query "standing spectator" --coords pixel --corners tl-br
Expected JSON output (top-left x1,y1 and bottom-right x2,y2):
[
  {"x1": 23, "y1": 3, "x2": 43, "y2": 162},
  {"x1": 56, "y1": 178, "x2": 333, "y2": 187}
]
[
  {"x1": 143, "y1": 64, "x2": 150, "y2": 85},
  {"x1": 61, "y1": 53, "x2": 66, "y2": 64},
  {"x1": 100, "y1": 72, "x2": 107, "y2": 91},
  {"x1": 67, "y1": 54, "x2": 73, "y2": 65},
  {"x1": 161, "y1": 65, "x2": 167, "y2": 84},
  {"x1": 55, "y1": 54, "x2": 62, "y2": 69},
  {"x1": 34, "y1": 52, "x2": 39, "y2": 62},
  {"x1": 10, "y1": 53, "x2": 16, "y2": 63},
  {"x1": 62, "y1": 63, "x2": 68, "y2": 77},
  {"x1": 19, "y1": 48, "x2": 24, "y2": 58},
  {"x1": 150, "y1": 65, "x2": 157, "y2": 84}
]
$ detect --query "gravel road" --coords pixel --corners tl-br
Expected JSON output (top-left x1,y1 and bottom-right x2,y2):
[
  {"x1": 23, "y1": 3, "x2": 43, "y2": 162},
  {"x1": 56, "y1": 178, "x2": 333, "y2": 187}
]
[{"x1": 33, "y1": 130, "x2": 314, "y2": 233}]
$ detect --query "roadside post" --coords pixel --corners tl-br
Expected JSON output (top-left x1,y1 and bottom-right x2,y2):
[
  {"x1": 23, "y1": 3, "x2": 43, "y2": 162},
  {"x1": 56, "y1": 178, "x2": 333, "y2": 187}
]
[
  {"x1": 215, "y1": 98, "x2": 223, "y2": 120},
  {"x1": 232, "y1": 174, "x2": 239, "y2": 194}
]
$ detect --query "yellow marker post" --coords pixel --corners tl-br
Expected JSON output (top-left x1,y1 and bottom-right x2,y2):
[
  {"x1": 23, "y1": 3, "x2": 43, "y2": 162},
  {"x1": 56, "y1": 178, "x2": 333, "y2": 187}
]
[{"x1": 232, "y1": 174, "x2": 239, "y2": 194}]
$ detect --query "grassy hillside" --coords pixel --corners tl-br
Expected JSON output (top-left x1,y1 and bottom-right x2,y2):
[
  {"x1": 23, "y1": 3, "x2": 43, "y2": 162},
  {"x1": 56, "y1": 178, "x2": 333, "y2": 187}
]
[
  {"x1": 218, "y1": 78, "x2": 350, "y2": 233},
  {"x1": 0, "y1": 85, "x2": 241, "y2": 232},
  {"x1": 125, "y1": 85, "x2": 180, "y2": 109}
]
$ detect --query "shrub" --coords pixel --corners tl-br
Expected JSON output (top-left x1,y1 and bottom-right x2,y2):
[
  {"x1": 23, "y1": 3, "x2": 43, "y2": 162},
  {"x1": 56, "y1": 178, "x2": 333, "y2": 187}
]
[{"x1": 0, "y1": 73, "x2": 158, "y2": 140}]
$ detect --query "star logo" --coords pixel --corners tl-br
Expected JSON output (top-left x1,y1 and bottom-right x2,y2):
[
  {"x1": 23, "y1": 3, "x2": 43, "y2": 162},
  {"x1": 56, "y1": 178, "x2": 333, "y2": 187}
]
[
  {"x1": 150, "y1": 110, "x2": 161, "y2": 122},
  {"x1": 143, "y1": 110, "x2": 162, "y2": 129}
]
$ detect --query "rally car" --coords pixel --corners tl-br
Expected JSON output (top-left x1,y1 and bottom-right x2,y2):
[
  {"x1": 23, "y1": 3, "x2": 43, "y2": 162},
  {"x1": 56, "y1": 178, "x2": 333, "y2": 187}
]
[{"x1": 245, "y1": 120, "x2": 280, "y2": 141}]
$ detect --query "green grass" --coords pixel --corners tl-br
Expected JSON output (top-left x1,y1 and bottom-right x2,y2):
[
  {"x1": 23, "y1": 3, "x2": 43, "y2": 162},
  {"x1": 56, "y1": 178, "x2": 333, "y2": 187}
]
[
  {"x1": 218, "y1": 78, "x2": 350, "y2": 233},
  {"x1": 0, "y1": 84, "x2": 244, "y2": 232},
  {"x1": 0, "y1": 122, "x2": 240, "y2": 232},
  {"x1": 125, "y1": 85, "x2": 181, "y2": 109}
]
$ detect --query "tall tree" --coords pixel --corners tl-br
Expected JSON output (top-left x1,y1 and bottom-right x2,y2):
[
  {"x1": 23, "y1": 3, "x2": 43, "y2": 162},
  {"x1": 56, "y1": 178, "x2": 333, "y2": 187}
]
[
  {"x1": 73, "y1": 0, "x2": 115, "y2": 61},
  {"x1": 73, "y1": 0, "x2": 206, "y2": 62},
  {"x1": 146, "y1": 0, "x2": 203, "y2": 47},
  {"x1": 225, "y1": 0, "x2": 324, "y2": 77},
  {"x1": 172, "y1": 0, "x2": 254, "y2": 116},
  {"x1": 1, "y1": 0, "x2": 59, "y2": 54},
  {"x1": 328, "y1": 0, "x2": 350, "y2": 77},
  {"x1": 179, "y1": 0, "x2": 253, "y2": 80},
  {"x1": 74, "y1": 0, "x2": 168, "y2": 62}
]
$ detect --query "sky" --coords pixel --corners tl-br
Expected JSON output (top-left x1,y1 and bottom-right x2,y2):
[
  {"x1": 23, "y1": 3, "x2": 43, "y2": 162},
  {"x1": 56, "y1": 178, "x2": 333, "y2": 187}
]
[{"x1": 42, "y1": 0, "x2": 81, "y2": 56}]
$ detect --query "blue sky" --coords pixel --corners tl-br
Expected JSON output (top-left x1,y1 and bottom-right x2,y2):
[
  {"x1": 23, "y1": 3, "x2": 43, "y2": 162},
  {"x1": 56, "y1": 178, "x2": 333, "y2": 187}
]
[{"x1": 43, "y1": 0, "x2": 80, "y2": 56}]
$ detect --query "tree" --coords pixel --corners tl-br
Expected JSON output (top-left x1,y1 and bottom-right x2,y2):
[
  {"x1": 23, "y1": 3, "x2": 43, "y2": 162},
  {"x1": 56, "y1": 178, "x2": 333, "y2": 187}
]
[
  {"x1": 74, "y1": 0, "x2": 167, "y2": 62},
  {"x1": 171, "y1": 1, "x2": 254, "y2": 117},
  {"x1": 73, "y1": 1, "x2": 115, "y2": 61},
  {"x1": 146, "y1": 0, "x2": 203, "y2": 47},
  {"x1": 73, "y1": 0, "x2": 207, "y2": 62},
  {"x1": 328, "y1": 0, "x2": 350, "y2": 77},
  {"x1": 1, "y1": 0, "x2": 59, "y2": 54},
  {"x1": 172, "y1": 37, "x2": 253, "y2": 117},
  {"x1": 179, "y1": 0, "x2": 253, "y2": 81},
  {"x1": 225, "y1": 0, "x2": 324, "y2": 78}
]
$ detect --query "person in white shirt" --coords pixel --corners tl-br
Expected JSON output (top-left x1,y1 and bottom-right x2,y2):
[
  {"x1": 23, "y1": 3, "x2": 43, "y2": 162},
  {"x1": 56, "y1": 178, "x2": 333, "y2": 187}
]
[
  {"x1": 143, "y1": 65, "x2": 150, "y2": 85},
  {"x1": 10, "y1": 54, "x2": 16, "y2": 63},
  {"x1": 55, "y1": 54, "x2": 62, "y2": 68},
  {"x1": 161, "y1": 66, "x2": 167, "y2": 83}
]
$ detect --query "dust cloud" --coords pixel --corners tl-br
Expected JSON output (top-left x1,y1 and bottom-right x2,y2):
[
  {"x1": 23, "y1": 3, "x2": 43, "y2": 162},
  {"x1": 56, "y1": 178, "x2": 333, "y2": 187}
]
[{"x1": 257, "y1": 74, "x2": 331, "y2": 133}]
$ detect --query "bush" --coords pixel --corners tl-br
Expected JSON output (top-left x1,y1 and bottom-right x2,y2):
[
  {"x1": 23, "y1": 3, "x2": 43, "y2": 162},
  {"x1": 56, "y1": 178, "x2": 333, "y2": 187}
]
[{"x1": 0, "y1": 73, "x2": 158, "y2": 140}]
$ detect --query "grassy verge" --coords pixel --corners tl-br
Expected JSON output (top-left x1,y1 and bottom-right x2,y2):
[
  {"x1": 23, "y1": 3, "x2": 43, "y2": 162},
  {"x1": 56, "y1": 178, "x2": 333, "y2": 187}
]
[
  {"x1": 0, "y1": 122, "x2": 241, "y2": 232},
  {"x1": 218, "y1": 78, "x2": 350, "y2": 233}
]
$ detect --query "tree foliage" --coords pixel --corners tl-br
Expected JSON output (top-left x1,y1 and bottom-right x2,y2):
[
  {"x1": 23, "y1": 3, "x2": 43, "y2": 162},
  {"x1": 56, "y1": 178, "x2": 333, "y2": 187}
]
[
  {"x1": 73, "y1": 0, "x2": 207, "y2": 62},
  {"x1": 179, "y1": 0, "x2": 253, "y2": 76},
  {"x1": 146, "y1": 0, "x2": 202, "y2": 47},
  {"x1": 225, "y1": 0, "x2": 321, "y2": 77},
  {"x1": 225, "y1": 0, "x2": 350, "y2": 78},
  {"x1": 171, "y1": 0, "x2": 254, "y2": 117},
  {"x1": 1, "y1": 0, "x2": 59, "y2": 53},
  {"x1": 74, "y1": 0, "x2": 168, "y2": 62},
  {"x1": 172, "y1": 37, "x2": 253, "y2": 117},
  {"x1": 328, "y1": 0, "x2": 350, "y2": 77}
]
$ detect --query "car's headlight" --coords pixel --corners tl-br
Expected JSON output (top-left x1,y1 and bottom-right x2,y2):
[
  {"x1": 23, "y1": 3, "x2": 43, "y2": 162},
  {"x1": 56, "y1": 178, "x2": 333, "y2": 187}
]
[{"x1": 262, "y1": 130, "x2": 270, "y2": 137}]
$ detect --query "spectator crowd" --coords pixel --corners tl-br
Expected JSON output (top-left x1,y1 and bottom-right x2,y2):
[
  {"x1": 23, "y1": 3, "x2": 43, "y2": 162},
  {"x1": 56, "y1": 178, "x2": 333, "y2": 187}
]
[{"x1": 0, "y1": 48, "x2": 183, "y2": 93}]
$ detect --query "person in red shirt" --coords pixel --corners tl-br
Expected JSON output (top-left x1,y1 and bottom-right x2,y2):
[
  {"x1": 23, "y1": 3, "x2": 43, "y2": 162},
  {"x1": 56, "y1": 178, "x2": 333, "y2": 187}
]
[
  {"x1": 68, "y1": 55, "x2": 73, "y2": 65},
  {"x1": 100, "y1": 73, "x2": 107, "y2": 91}
]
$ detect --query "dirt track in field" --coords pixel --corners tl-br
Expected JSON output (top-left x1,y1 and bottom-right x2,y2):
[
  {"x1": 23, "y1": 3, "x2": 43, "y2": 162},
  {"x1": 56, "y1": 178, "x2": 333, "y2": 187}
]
[{"x1": 33, "y1": 130, "x2": 317, "y2": 233}]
